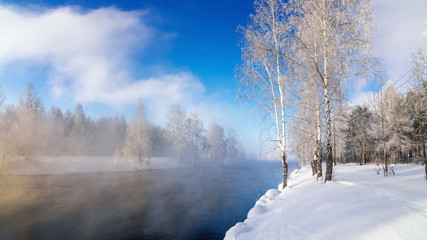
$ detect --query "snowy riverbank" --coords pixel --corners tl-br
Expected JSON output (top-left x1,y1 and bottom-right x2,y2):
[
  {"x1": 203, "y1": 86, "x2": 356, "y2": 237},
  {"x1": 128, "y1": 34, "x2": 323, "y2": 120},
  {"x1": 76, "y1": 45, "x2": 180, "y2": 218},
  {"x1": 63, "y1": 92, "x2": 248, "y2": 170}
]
[{"x1": 225, "y1": 164, "x2": 427, "y2": 240}]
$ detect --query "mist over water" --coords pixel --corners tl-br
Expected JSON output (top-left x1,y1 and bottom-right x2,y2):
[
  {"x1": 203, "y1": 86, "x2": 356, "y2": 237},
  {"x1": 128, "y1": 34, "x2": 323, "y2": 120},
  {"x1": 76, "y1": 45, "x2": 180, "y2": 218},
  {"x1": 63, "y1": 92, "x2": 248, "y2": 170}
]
[{"x1": 0, "y1": 160, "x2": 298, "y2": 240}]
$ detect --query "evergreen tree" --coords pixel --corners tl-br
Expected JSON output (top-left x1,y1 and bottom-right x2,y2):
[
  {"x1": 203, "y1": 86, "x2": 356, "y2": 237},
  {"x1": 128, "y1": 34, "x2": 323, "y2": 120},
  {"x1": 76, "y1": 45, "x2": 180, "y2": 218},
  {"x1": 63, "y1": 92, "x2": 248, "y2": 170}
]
[{"x1": 344, "y1": 106, "x2": 373, "y2": 165}]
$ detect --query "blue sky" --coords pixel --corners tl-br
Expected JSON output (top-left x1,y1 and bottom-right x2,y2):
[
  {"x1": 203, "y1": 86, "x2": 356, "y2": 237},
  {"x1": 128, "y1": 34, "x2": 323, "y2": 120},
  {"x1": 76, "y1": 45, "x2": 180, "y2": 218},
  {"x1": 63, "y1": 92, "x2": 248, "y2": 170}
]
[
  {"x1": 0, "y1": 0, "x2": 426, "y2": 158},
  {"x1": 1, "y1": 1, "x2": 253, "y2": 121},
  {"x1": 0, "y1": 0, "x2": 254, "y2": 114}
]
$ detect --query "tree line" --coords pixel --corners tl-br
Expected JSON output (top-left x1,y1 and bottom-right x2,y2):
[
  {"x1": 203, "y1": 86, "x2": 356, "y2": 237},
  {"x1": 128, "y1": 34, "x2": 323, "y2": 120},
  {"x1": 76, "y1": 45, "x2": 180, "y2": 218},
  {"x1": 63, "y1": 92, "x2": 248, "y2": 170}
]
[
  {"x1": 0, "y1": 84, "x2": 244, "y2": 166},
  {"x1": 238, "y1": 0, "x2": 426, "y2": 188},
  {"x1": 292, "y1": 43, "x2": 426, "y2": 178},
  {"x1": 344, "y1": 80, "x2": 425, "y2": 169}
]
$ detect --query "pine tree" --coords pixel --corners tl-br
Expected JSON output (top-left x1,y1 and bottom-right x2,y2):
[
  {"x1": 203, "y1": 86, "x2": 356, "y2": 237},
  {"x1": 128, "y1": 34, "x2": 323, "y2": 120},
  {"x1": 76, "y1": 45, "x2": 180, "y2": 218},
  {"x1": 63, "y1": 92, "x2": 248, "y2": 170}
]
[{"x1": 344, "y1": 106, "x2": 373, "y2": 165}]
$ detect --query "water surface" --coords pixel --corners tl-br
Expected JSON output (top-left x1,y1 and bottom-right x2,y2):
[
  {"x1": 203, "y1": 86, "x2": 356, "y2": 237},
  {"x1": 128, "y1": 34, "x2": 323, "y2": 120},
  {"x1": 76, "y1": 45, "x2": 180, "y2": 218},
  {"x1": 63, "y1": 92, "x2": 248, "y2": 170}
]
[{"x1": 0, "y1": 160, "x2": 298, "y2": 239}]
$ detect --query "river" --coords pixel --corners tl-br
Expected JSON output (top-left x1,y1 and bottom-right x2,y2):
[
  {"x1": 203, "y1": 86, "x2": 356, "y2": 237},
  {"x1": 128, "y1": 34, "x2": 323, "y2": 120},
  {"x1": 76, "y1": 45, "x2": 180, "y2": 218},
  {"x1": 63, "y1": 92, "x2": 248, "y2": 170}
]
[{"x1": 0, "y1": 160, "x2": 298, "y2": 239}]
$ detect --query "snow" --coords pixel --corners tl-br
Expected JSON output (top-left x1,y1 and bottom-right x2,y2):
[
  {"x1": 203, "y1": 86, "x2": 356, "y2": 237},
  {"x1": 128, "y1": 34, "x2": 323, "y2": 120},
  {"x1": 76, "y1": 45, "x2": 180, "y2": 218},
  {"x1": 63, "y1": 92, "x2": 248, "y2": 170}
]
[
  {"x1": 225, "y1": 164, "x2": 427, "y2": 240},
  {"x1": 0, "y1": 156, "x2": 191, "y2": 175}
]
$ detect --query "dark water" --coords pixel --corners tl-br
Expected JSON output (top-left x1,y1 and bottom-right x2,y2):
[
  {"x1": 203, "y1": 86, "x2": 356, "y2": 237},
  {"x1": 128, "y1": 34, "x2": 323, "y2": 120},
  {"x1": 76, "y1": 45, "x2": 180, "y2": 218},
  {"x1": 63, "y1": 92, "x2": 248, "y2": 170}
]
[{"x1": 0, "y1": 160, "x2": 298, "y2": 240}]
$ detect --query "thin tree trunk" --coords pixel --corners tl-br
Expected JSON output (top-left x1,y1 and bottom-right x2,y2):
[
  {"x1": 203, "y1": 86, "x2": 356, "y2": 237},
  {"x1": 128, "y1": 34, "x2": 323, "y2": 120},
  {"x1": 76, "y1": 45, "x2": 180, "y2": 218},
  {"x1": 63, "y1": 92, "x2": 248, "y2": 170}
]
[
  {"x1": 270, "y1": 1, "x2": 288, "y2": 189},
  {"x1": 405, "y1": 151, "x2": 408, "y2": 164},
  {"x1": 384, "y1": 152, "x2": 389, "y2": 176},
  {"x1": 315, "y1": 96, "x2": 322, "y2": 178},
  {"x1": 324, "y1": 93, "x2": 333, "y2": 182},
  {"x1": 417, "y1": 146, "x2": 421, "y2": 158},
  {"x1": 322, "y1": 0, "x2": 333, "y2": 182},
  {"x1": 333, "y1": 122, "x2": 337, "y2": 166},
  {"x1": 393, "y1": 149, "x2": 396, "y2": 165},
  {"x1": 311, "y1": 160, "x2": 316, "y2": 176},
  {"x1": 421, "y1": 142, "x2": 426, "y2": 181},
  {"x1": 282, "y1": 153, "x2": 288, "y2": 189},
  {"x1": 363, "y1": 142, "x2": 366, "y2": 165}
]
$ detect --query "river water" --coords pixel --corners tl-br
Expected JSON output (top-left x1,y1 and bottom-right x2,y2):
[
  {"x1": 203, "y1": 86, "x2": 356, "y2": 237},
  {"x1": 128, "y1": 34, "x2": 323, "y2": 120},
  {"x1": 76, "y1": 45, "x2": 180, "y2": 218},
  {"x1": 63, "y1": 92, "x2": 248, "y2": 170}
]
[{"x1": 0, "y1": 160, "x2": 298, "y2": 240}]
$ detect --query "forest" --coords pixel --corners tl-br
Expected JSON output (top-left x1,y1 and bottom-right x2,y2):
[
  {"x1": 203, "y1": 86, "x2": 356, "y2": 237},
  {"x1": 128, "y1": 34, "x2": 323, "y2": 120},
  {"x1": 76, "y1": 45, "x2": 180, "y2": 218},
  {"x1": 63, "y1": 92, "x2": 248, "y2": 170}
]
[
  {"x1": 292, "y1": 79, "x2": 426, "y2": 175},
  {"x1": 238, "y1": 0, "x2": 426, "y2": 187},
  {"x1": 0, "y1": 84, "x2": 244, "y2": 166}
]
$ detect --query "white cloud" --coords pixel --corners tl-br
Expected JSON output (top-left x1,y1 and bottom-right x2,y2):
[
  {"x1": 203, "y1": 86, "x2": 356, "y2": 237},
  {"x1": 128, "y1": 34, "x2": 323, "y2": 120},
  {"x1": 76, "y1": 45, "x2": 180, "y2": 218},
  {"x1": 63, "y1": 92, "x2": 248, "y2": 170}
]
[
  {"x1": 349, "y1": 90, "x2": 375, "y2": 107},
  {"x1": 372, "y1": 0, "x2": 427, "y2": 86},
  {"x1": 0, "y1": 4, "x2": 204, "y2": 110},
  {"x1": 0, "y1": 4, "x2": 260, "y2": 158}
]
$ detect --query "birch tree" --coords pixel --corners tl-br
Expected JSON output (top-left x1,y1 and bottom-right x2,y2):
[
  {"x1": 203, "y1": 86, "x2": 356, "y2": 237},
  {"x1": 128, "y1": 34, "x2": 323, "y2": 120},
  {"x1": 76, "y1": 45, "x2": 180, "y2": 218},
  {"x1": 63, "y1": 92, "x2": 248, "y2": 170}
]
[
  {"x1": 238, "y1": 0, "x2": 297, "y2": 188},
  {"x1": 332, "y1": 104, "x2": 348, "y2": 164},
  {"x1": 408, "y1": 45, "x2": 427, "y2": 177},
  {"x1": 294, "y1": 0, "x2": 374, "y2": 181},
  {"x1": 371, "y1": 81, "x2": 394, "y2": 175},
  {"x1": 291, "y1": 79, "x2": 319, "y2": 176}
]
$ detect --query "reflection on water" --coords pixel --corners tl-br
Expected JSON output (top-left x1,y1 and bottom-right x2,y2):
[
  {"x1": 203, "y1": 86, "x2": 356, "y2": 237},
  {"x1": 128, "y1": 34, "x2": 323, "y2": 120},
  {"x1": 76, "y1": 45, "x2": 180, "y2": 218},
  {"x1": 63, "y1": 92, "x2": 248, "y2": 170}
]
[{"x1": 0, "y1": 161, "x2": 297, "y2": 240}]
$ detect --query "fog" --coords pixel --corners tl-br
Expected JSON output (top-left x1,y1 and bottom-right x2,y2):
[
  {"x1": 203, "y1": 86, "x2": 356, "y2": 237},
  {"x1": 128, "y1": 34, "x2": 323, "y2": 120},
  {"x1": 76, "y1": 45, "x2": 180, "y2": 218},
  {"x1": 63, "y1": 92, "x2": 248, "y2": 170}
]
[
  {"x1": 0, "y1": 161, "x2": 289, "y2": 239},
  {"x1": 0, "y1": 84, "x2": 245, "y2": 172},
  {"x1": 0, "y1": 84, "x2": 274, "y2": 239}
]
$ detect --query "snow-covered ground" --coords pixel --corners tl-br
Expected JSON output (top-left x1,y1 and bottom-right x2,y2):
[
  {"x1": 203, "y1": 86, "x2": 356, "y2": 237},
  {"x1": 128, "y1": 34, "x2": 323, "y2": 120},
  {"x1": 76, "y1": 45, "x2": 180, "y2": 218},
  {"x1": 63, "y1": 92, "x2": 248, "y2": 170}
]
[
  {"x1": 225, "y1": 164, "x2": 427, "y2": 240},
  {"x1": 0, "y1": 156, "x2": 189, "y2": 175}
]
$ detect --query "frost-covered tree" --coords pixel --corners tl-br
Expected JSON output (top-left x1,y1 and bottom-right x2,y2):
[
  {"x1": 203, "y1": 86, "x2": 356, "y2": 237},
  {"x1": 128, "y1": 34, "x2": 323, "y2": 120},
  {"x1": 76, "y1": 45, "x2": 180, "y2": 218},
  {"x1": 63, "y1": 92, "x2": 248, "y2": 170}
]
[
  {"x1": 371, "y1": 81, "x2": 395, "y2": 174},
  {"x1": 44, "y1": 107, "x2": 66, "y2": 155},
  {"x1": 206, "y1": 121, "x2": 227, "y2": 164},
  {"x1": 150, "y1": 125, "x2": 170, "y2": 157},
  {"x1": 166, "y1": 105, "x2": 189, "y2": 162},
  {"x1": 332, "y1": 104, "x2": 348, "y2": 165},
  {"x1": 238, "y1": 0, "x2": 298, "y2": 188},
  {"x1": 380, "y1": 82, "x2": 414, "y2": 165},
  {"x1": 70, "y1": 103, "x2": 89, "y2": 154},
  {"x1": 13, "y1": 83, "x2": 44, "y2": 157},
  {"x1": 122, "y1": 99, "x2": 152, "y2": 165},
  {"x1": 370, "y1": 80, "x2": 415, "y2": 174},
  {"x1": 92, "y1": 115, "x2": 127, "y2": 156},
  {"x1": 291, "y1": 79, "x2": 319, "y2": 176},
  {"x1": 187, "y1": 112, "x2": 205, "y2": 165},
  {"x1": 390, "y1": 95, "x2": 414, "y2": 164},
  {"x1": 293, "y1": 0, "x2": 375, "y2": 181},
  {"x1": 225, "y1": 128, "x2": 243, "y2": 161},
  {"x1": 240, "y1": 0, "x2": 375, "y2": 185},
  {"x1": 408, "y1": 45, "x2": 426, "y2": 177},
  {"x1": 0, "y1": 85, "x2": 246, "y2": 165}
]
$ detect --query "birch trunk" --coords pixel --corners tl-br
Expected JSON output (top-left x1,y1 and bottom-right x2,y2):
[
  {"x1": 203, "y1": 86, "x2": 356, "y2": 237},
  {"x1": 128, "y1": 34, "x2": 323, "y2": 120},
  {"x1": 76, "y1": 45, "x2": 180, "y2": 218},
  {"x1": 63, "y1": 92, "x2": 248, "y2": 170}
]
[
  {"x1": 315, "y1": 95, "x2": 322, "y2": 178},
  {"x1": 322, "y1": 0, "x2": 333, "y2": 182},
  {"x1": 272, "y1": 1, "x2": 288, "y2": 189},
  {"x1": 282, "y1": 152, "x2": 288, "y2": 188},
  {"x1": 324, "y1": 87, "x2": 334, "y2": 181}
]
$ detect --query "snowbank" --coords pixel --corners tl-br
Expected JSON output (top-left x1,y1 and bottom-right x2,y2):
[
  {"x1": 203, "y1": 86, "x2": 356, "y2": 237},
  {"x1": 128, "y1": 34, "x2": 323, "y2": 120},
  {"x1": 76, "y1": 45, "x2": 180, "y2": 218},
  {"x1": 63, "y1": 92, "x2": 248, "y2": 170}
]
[
  {"x1": 225, "y1": 164, "x2": 427, "y2": 240},
  {"x1": 0, "y1": 156, "x2": 190, "y2": 175}
]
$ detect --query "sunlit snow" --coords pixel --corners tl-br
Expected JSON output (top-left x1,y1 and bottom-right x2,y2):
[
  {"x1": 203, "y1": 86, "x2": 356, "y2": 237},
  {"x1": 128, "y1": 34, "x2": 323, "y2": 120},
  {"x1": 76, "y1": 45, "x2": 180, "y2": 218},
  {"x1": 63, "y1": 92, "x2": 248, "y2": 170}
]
[{"x1": 226, "y1": 164, "x2": 427, "y2": 240}]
